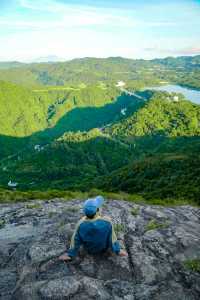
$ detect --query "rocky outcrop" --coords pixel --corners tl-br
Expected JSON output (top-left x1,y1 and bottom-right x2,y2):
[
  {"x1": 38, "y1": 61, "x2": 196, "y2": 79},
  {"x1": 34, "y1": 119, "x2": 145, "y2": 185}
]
[{"x1": 0, "y1": 199, "x2": 200, "y2": 300}]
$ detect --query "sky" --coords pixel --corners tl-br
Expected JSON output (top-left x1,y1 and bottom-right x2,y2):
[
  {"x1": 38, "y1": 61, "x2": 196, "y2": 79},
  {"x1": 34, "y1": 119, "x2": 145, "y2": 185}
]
[{"x1": 0, "y1": 0, "x2": 200, "y2": 62}]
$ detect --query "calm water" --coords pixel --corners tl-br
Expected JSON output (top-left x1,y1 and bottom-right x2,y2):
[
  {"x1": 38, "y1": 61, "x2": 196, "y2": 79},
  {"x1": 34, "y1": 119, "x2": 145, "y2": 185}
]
[{"x1": 145, "y1": 84, "x2": 200, "y2": 105}]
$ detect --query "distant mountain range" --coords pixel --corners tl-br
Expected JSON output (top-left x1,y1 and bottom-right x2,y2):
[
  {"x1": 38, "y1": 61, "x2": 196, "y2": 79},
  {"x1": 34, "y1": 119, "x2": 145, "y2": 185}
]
[
  {"x1": 0, "y1": 61, "x2": 25, "y2": 69},
  {"x1": 0, "y1": 55, "x2": 199, "y2": 89}
]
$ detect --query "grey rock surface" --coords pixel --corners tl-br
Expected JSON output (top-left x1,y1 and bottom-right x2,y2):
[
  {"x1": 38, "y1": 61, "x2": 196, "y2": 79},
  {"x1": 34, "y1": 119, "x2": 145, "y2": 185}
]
[{"x1": 0, "y1": 199, "x2": 200, "y2": 299}]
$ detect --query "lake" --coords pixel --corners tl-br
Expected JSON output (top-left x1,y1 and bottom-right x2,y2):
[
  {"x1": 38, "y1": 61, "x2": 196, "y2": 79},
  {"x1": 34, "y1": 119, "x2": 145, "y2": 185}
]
[{"x1": 144, "y1": 84, "x2": 200, "y2": 105}]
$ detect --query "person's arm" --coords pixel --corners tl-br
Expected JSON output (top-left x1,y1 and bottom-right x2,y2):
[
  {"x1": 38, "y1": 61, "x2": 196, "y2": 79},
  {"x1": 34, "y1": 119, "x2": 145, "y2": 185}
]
[
  {"x1": 108, "y1": 220, "x2": 128, "y2": 257},
  {"x1": 59, "y1": 219, "x2": 84, "y2": 261},
  {"x1": 67, "y1": 220, "x2": 83, "y2": 258},
  {"x1": 109, "y1": 221, "x2": 121, "y2": 255}
]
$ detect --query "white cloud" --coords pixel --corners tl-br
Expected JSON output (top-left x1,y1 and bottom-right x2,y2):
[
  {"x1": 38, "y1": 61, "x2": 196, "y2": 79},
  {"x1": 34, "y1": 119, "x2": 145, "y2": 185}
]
[
  {"x1": 14, "y1": 0, "x2": 177, "y2": 30},
  {"x1": 0, "y1": 16, "x2": 176, "y2": 33},
  {"x1": 0, "y1": 0, "x2": 134, "y2": 31}
]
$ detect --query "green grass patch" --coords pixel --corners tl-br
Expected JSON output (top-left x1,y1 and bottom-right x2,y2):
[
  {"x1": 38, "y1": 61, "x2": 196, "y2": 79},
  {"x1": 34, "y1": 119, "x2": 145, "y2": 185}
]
[
  {"x1": 131, "y1": 207, "x2": 140, "y2": 216},
  {"x1": 48, "y1": 211, "x2": 57, "y2": 218},
  {"x1": 33, "y1": 86, "x2": 80, "y2": 92},
  {"x1": 0, "y1": 219, "x2": 6, "y2": 228},
  {"x1": 145, "y1": 218, "x2": 170, "y2": 232},
  {"x1": 183, "y1": 259, "x2": 200, "y2": 273},
  {"x1": 58, "y1": 220, "x2": 66, "y2": 230},
  {"x1": 25, "y1": 202, "x2": 42, "y2": 209},
  {"x1": 114, "y1": 223, "x2": 126, "y2": 234},
  {"x1": 0, "y1": 188, "x2": 89, "y2": 203},
  {"x1": 0, "y1": 188, "x2": 198, "y2": 208},
  {"x1": 67, "y1": 207, "x2": 79, "y2": 212},
  {"x1": 145, "y1": 198, "x2": 196, "y2": 206}
]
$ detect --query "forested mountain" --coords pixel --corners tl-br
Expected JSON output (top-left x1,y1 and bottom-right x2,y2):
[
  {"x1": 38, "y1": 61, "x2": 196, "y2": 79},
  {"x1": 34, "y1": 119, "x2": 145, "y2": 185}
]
[
  {"x1": 0, "y1": 129, "x2": 133, "y2": 190},
  {"x1": 0, "y1": 55, "x2": 200, "y2": 203},
  {"x1": 0, "y1": 80, "x2": 121, "y2": 137},
  {"x1": 108, "y1": 91, "x2": 200, "y2": 137},
  {"x1": 153, "y1": 55, "x2": 200, "y2": 68},
  {"x1": 0, "y1": 80, "x2": 143, "y2": 157},
  {"x1": 0, "y1": 61, "x2": 25, "y2": 70},
  {"x1": 0, "y1": 55, "x2": 200, "y2": 89},
  {"x1": 95, "y1": 136, "x2": 200, "y2": 202},
  {"x1": 0, "y1": 81, "x2": 47, "y2": 136}
]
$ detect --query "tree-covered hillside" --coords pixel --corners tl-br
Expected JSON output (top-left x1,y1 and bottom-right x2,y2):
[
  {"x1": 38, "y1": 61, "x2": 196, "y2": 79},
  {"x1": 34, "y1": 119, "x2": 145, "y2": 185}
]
[
  {"x1": 0, "y1": 61, "x2": 25, "y2": 70},
  {"x1": 0, "y1": 79, "x2": 146, "y2": 159},
  {"x1": 0, "y1": 81, "x2": 47, "y2": 136},
  {"x1": 0, "y1": 129, "x2": 133, "y2": 190},
  {"x1": 0, "y1": 81, "x2": 120, "y2": 137},
  {"x1": 108, "y1": 91, "x2": 200, "y2": 137},
  {"x1": 95, "y1": 136, "x2": 200, "y2": 203}
]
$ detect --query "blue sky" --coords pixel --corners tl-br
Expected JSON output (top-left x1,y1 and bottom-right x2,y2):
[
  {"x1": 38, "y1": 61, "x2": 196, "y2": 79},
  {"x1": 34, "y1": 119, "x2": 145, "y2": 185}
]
[{"x1": 0, "y1": 0, "x2": 200, "y2": 61}]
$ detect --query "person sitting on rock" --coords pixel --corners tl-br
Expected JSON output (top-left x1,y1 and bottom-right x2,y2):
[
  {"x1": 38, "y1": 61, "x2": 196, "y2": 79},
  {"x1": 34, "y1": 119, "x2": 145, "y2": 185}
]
[{"x1": 59, "y1": 196, "x2": 128, "y2": 261}]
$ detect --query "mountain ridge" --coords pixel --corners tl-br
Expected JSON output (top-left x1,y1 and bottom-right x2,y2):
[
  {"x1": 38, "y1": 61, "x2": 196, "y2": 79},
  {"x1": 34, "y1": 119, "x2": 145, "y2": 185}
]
[{"x1": 0, "y1": 55, "x2": 200, "y2": 88}]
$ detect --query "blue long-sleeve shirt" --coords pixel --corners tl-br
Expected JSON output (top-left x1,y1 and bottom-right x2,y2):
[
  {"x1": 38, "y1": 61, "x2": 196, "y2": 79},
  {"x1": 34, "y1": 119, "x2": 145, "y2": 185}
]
[{"x1": 67, "y1": 214, "x2": 121, "y2": 257}]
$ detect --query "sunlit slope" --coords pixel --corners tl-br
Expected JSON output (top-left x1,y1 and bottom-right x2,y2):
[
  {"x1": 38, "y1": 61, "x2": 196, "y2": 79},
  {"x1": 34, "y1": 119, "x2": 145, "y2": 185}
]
[
  {"x1": 0, "y1": 81, "x2": 47, "y2": 136},
  {"x1": 108, "y1": 91, "x2": 200, "y2": 137},
  {"x1": 0, "y1": 81, "x2": 120, "y2": 137}
]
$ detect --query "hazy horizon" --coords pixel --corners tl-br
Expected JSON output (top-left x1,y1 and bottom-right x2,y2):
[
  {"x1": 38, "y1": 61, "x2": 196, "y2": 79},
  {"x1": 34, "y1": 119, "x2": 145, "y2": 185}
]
[{"x1": 1, "y1": 53, "x2": 200, "y2": 64}]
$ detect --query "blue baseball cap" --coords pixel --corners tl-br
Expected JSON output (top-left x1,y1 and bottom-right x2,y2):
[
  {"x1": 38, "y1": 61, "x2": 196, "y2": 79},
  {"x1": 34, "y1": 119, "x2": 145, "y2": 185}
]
[{"x1": 83, "y1": 195, "x2": 104, "y2": 216}]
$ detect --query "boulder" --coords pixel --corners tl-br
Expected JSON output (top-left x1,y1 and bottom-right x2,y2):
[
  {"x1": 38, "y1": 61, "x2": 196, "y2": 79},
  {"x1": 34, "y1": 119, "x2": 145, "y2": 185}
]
[{"x1": 0, "y1": 199, "x2": 199, "y2": 300}]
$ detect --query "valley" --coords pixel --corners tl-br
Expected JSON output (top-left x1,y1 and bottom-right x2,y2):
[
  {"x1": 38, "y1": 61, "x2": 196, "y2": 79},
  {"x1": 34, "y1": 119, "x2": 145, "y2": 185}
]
[{"x1": 0, "y1": 55, "x2": 200, "y2": 204}]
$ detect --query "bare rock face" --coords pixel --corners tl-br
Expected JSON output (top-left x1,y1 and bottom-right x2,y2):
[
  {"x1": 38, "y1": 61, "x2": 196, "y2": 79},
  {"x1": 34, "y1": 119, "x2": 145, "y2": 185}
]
[{"x1": 0, "y1": 199, "x2": 200, "y2": 300}]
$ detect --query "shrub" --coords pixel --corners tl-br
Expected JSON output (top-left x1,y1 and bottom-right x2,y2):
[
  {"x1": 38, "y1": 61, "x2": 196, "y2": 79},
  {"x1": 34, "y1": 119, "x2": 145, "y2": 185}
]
[
  {"x1": 114, "y1": 223, "x2": 125, "y2": 234},
  {"x1": 25, "y1": 203, "x2": 42, "y2": 209},
  {"x1": 183, "y1": 259, "x2": 200, "y2": 273},
  {"x1": 145, "y1": 218, "x2": 170, "y2": 232},
  {"x1": 131, "y1": 207, "x2": 140, "y2": 216},
  {"x1": 48, "y1": 211, "x2": 57, "y2": 218},
  {"x1": 0, "y1": 219, "x2": 5, "y2": 228},
  {"x1": 66, "y1": 207, "x2": 79, "y2": 212}
]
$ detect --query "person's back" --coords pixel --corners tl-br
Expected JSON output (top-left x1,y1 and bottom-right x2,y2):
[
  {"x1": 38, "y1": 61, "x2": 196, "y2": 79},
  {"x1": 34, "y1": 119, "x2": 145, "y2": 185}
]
[{"x1": 59, "y1": 196, "x2": 127, "y2": 261}]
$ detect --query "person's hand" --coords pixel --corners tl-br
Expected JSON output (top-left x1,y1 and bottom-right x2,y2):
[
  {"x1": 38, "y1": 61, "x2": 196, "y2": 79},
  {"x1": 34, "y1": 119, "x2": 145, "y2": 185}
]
[
  {"x1": 59, "y1": 254, "x2": 72, "y2": 261},
  {"x1": 119, "y1": 249, "x2": 128, "y2": 257}
]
